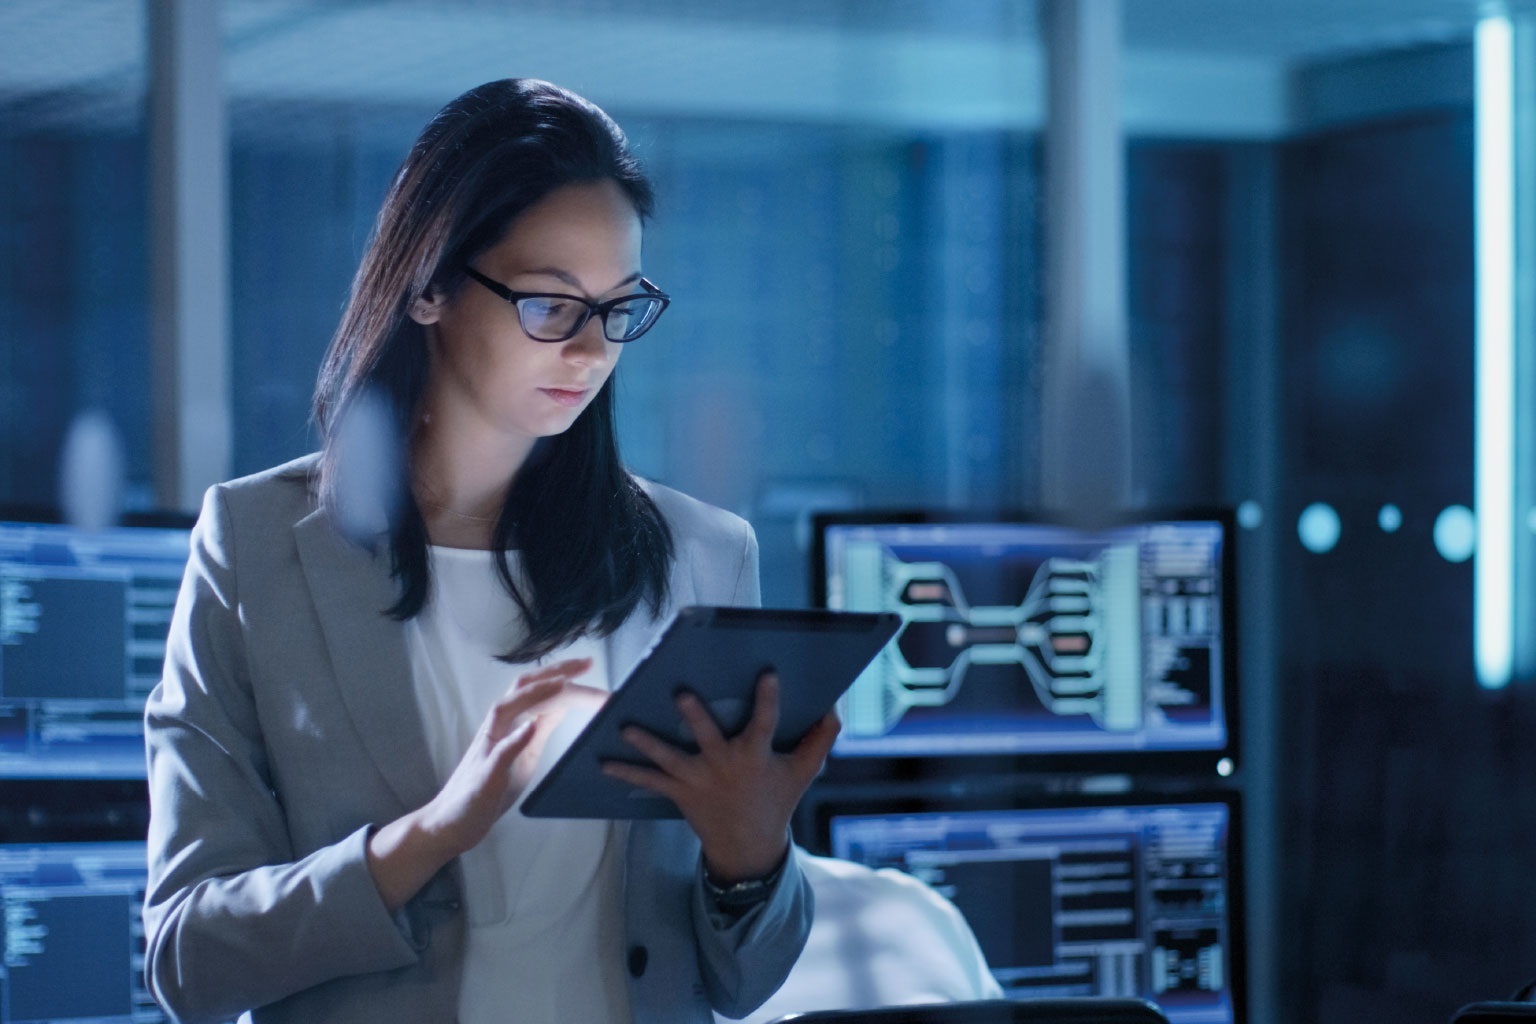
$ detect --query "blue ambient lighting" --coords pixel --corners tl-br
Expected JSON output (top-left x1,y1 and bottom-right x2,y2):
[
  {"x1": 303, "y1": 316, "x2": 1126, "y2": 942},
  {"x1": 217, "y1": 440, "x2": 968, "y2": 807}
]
[
  {"x1": 1378, "y1": 504, "x2": 1403, "y2": 533},
  {"x1": 1298, "y1": 503, "x2": 1340, "y2": 555},
  {"x1": 1236, "y1": 500, "x2": 1263, "y2": 530},
  {"x1": 1435, "y1": 505, "x2": 1478, "y2": 565}
]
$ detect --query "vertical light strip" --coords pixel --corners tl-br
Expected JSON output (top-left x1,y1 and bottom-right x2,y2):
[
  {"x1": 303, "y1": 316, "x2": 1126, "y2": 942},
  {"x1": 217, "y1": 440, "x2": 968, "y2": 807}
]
[{"x1": 1475, "y1": 13, "x2": 1515, "y2": 689}]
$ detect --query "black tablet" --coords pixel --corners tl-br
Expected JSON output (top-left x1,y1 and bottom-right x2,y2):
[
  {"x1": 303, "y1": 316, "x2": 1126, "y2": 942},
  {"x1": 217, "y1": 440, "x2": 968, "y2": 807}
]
[{"x1": 520, "y1": 606, "x2": 901, "y2": 820}]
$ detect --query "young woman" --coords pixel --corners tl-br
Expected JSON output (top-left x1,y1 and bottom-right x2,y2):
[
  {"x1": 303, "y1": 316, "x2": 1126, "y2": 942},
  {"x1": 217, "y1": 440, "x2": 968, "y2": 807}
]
[{"x1": 142, "y1": 78, "x2": 836, "y2": 1024}]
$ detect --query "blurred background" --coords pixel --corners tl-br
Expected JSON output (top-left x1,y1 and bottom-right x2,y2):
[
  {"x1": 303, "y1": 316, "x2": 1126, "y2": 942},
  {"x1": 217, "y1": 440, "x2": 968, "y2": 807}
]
[{"x1": 2, "y1": 1, "x2": 1535, "y2": 1023}]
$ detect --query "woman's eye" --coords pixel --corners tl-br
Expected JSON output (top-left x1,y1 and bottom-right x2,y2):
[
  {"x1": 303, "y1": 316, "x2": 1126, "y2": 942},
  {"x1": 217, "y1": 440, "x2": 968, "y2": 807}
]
[{"x1": 528, "y1": 299, "x2": 566, "y2": 315}]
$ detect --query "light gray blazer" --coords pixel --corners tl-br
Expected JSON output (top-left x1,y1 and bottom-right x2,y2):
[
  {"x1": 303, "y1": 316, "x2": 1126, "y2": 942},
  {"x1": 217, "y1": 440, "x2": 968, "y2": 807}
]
[{"x1": 143, "y1": 454, "x2": 810, "y2": 1024}]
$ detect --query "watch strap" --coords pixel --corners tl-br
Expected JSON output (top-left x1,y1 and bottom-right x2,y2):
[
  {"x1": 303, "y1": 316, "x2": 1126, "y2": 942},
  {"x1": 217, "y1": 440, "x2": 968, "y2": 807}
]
[{"x1": 702, "y1": 855, "x2": 787, "y2": 913}]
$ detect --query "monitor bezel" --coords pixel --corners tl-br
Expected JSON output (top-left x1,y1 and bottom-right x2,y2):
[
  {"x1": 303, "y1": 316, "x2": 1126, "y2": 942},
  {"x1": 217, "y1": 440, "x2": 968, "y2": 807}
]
[
  {"x1": 0, "y1": 779, "x2": 150, "y2": 843},
  {"x1": 808, "y1": 507, "x2": 1240, "y2": 779},
  {"x1": 0, "y1": 505, "x2": 197, "y2": 530}
]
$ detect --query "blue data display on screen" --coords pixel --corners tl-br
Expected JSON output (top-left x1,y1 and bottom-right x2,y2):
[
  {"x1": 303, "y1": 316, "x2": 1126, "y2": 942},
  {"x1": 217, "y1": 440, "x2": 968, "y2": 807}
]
[
  {"x1": 0, "y1": 841, "x2": 165, "y2": 1023},
  {"x1": 830, "y1": 802, "x2": 1238, "y2": 1024},
  {"x1": 820, "y1": 520, "x2": 1228, "y2": 758},
  {"x1": 0, "y1": 521, "x2": 190, "y2": 779}
]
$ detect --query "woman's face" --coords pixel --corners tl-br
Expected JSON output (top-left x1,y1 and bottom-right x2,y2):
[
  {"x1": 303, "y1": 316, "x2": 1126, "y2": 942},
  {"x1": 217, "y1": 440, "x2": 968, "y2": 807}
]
[{"x1": 414, "y1": 178, "x2": 642, "y2": 449}]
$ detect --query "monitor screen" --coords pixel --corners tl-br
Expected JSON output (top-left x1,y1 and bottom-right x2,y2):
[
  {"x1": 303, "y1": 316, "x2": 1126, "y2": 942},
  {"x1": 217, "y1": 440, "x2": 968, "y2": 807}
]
[
  {"x1": 821, "y1": 793, "x2": 1243, "y2": 1024},
  {"x1": 812, "y1": 513, "x2": 1234, "y2": 767},
  {"x1": 0, "y1": 840, "x2": 164, "y2": 1023},
  {"x1": 0, "y1": 517, "x2": 192, "y2": 778}
]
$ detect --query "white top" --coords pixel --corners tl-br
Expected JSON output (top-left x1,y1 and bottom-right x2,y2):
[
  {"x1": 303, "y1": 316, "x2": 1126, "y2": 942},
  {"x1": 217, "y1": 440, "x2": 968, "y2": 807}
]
[
  {"x1": 719, "y1": 851, "x2": 1003, "y2": 1024},
  {"x1": 404, "y1": 545, "x2": 631, "y2": 1024}
]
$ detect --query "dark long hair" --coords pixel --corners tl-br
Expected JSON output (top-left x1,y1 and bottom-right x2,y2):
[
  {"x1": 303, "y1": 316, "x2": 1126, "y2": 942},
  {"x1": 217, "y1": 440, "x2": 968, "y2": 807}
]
[{"x1": 312, "y1": 79, "x2": 673, "y2": 662}]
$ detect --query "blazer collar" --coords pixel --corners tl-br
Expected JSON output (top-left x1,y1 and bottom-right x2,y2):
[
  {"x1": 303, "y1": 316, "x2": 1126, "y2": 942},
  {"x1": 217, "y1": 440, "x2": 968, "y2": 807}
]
[{"x1": 292, "y1": 510, "x2": 440, "y2": 813}]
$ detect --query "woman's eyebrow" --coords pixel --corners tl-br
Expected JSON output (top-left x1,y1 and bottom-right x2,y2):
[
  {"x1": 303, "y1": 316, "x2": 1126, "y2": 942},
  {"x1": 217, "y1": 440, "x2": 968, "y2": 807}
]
[{"x1": 515, "y1": 267, "x2": 643, "y2": 293}]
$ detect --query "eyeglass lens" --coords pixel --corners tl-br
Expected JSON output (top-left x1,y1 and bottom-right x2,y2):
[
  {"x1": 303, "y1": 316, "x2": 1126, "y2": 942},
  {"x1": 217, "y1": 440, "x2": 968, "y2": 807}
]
[{"x1": 516, "y1": 295, "x2": 665, "y2": 343}]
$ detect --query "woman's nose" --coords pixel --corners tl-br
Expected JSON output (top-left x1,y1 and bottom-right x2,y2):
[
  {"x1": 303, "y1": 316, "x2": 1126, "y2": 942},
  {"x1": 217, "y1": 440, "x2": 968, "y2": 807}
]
[{"x1": 561, "y1": 317, "x2": 614, "y2": 366}]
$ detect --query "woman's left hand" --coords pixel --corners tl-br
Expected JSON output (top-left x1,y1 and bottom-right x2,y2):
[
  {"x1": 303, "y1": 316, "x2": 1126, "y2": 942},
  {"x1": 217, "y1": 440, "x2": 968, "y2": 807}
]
[{"x1": 602, "y1": 672, "x2": 839, "y2": 884}]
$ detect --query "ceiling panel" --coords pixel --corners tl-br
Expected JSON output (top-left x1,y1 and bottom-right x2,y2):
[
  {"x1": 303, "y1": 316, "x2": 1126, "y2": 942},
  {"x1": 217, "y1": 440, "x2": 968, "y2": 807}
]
[{"x1": 0, "y1": 0, "x2": 1501, "y2": 135}]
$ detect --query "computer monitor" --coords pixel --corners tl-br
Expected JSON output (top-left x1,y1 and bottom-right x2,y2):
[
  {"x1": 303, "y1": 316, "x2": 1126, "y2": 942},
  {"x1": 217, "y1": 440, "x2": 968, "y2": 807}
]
[
  {"x1": 0, "y1": 840, "x2": 164, "y2": 1023},
  {"x1": 811, "y1": 512, "x2": 1235, "y2": 772},
  {"x1": 0, "y1": 514, "x2": 193, "y2": 778},
  {"x1": 810, "y1": 790, "x2": 1244, "y2": 1024}
]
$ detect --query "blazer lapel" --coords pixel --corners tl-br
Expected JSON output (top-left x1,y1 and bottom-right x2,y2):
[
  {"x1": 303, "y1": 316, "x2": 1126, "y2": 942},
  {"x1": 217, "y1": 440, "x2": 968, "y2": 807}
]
[
  {"x1": 605, "y1": 606, "x2": 667, "y2": 687},
  {"x1": 604, "y1": 560, "x2": 695, "y2": 687},
  {"x1": 292, "y1": 511, "x2": 440, "y2": 812}
]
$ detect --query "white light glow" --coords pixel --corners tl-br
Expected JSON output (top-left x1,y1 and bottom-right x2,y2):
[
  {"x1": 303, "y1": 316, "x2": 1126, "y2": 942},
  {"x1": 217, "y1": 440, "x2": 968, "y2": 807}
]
[
  {"x1": 1297, "y1": 503, "x2": 1340, "y2": 555},
  {"x1": 1476, "y1": 13, "x2": 1515, "y2": 689},
  {"x1": 1436, "y1": 505, "x2": 1478, "y2": 565}
]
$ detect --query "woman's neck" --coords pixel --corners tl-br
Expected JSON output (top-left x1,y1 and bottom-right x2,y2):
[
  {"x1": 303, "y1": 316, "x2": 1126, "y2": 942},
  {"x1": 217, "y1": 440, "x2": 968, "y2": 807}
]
[
  {"x1": 411, "y1": 411, "x2": 533, "y2": 550},
  {"x1": 415, "y1": 490, "x2": 499, "y2": 550}
]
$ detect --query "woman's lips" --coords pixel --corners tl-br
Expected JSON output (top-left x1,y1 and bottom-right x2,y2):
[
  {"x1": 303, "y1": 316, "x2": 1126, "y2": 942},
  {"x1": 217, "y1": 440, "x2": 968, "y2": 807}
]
[{"x1": 540, "y1": 387, "x2": 588, "y2": 408}]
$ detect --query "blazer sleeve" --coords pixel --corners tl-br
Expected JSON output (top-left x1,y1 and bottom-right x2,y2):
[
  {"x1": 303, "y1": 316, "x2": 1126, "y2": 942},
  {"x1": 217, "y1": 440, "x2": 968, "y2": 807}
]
[
  {"x1": 143, "y1": 486, "x2": 420, "y2": 1024},
  {"x1": 688, "y1": 516, "x2": 814, "y2": 1018},
  {"x1": 692, "y1": 852, "x2": 814, "y2": 1019}
]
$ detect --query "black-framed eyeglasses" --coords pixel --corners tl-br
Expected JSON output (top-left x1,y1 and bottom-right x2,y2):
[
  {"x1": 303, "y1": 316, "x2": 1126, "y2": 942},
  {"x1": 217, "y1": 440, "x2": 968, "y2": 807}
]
[{"x1": 463, "y1": 267, "x2": 670, "y2": 343}]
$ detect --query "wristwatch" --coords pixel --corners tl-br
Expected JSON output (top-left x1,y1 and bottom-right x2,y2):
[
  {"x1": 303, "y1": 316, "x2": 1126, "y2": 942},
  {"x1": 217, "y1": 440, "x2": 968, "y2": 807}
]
[{"x1": 702, "y1": 857, "x2": 785, "y2": 914}]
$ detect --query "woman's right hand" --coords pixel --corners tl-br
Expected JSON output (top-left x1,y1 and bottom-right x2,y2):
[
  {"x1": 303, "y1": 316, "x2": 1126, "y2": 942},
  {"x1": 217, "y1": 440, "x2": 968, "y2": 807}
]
[
  {"x1": 421, "y1": 656, "x2": 597, "y2": 853},
  {"x1": 366, "y1": 657, "x2": 594, "y2": 910}
]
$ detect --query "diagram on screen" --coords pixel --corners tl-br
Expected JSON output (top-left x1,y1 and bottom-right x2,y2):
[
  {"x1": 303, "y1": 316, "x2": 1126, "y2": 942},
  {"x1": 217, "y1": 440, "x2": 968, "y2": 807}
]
[{"x1": 825, "y1": 521, "x2": 1226, "y2": 757}]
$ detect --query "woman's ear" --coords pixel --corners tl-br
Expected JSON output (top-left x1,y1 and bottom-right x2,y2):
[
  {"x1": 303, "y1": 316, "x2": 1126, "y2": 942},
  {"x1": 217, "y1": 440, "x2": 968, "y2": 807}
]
[{"x1": 409, "y1": 288, "x2": 445, "y2": 325}]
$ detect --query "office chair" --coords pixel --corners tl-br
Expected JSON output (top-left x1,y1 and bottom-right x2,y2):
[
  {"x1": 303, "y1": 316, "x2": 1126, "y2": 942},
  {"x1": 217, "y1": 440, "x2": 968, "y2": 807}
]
[{"x1": 770, "y1": 997, "x2": 1170, "y2": 1024}]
